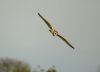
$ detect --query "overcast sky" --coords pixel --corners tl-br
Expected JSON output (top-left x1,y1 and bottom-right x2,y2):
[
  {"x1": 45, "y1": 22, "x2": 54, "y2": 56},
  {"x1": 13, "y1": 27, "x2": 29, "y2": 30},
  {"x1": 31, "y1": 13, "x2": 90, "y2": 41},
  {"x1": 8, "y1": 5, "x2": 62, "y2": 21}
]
[{"x1": 0, "y1": 0, "x2": 100, "y2": 72}]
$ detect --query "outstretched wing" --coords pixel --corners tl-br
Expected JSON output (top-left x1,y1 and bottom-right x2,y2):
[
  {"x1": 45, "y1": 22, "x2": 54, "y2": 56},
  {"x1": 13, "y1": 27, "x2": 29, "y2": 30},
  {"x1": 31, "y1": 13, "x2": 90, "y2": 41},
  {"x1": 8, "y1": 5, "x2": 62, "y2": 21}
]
[
  {"x1": 57, "y1": 34, "x2": 75, "y2": 49},
  {"x1": 38, "y1": 13, "x2": 53, "y2": 29}
]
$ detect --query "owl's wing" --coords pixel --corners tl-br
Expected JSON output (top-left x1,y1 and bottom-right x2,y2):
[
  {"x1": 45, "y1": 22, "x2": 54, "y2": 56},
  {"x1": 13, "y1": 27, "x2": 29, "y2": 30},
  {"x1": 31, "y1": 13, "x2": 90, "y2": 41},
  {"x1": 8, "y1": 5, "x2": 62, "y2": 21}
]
[
  {"x1": 57, "y1": 34, "x2": 75, "y2": 49},
  {"x1": 38, "y1": 13, "x2": 53, "y2": 29}
]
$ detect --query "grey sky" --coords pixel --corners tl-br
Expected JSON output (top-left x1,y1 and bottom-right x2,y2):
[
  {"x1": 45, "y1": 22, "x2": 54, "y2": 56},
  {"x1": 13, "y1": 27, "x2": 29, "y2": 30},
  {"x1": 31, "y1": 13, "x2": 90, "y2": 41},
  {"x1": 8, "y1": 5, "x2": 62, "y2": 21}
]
[{"x1": 0, "y1": 0, "x2": 100, "y2": 72}]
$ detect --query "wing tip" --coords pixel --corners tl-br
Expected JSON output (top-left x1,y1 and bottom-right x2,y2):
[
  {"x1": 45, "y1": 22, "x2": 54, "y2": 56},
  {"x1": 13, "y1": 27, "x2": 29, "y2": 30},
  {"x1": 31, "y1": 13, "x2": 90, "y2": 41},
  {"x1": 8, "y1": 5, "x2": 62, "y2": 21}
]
[
  {"x1": 37, "y1": 12, "x2": 44, "y2": 20},
  {"x1": 70, "y1": 44, "x2": 75, "y2": 50},
  {"x1": 72, "y1": 46, "x2": 75, "y2": 50},
  {"x1": 37, "y1": 12, "x2": 40, "y2": 16}
]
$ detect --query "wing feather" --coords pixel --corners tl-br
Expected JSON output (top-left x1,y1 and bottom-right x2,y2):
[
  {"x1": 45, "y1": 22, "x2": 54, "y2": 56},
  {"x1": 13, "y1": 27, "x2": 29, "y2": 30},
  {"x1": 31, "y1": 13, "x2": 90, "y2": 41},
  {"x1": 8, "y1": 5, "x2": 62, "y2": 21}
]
[
  {"x1": 57, "y1": 34, "x2": 75, "y2": 49},
  {"x1": 38, "y1": 13, "x2": 53, "y2": 29}
]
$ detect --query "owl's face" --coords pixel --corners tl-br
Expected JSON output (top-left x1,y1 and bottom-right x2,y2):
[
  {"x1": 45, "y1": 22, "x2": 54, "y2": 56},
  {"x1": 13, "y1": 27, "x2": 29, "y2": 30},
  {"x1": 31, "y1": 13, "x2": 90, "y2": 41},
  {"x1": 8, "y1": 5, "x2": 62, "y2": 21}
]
[{"x1": 49, "y1": 29, "x2": 58, "y2": 36}]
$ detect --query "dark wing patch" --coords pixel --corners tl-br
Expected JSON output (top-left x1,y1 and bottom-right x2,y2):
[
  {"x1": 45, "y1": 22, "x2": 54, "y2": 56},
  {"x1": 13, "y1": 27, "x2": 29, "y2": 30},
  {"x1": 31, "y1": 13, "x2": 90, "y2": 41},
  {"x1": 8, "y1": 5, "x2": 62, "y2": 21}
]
[
  {"x1": 38, "y1": 13, "x2": 53, "y2": 29},
  {"x1": 57, "y1": 34, "x2": 75, "y2": 49}
]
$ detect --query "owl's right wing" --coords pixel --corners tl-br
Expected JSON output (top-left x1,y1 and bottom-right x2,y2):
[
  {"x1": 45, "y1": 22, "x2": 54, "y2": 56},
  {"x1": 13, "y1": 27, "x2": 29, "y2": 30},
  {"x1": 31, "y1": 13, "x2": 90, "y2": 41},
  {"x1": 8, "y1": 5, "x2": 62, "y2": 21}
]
[{"x1": 38, "y1": 13, "x2": 53, "y2": 30}]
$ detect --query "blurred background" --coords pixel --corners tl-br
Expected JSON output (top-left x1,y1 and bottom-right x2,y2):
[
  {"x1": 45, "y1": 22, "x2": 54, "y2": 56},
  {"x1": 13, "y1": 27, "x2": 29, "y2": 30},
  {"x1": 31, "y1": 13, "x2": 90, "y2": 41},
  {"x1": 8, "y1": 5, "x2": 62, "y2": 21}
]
[{"x1": 0, "y1": 0, "x2": 100, "y2": 72}]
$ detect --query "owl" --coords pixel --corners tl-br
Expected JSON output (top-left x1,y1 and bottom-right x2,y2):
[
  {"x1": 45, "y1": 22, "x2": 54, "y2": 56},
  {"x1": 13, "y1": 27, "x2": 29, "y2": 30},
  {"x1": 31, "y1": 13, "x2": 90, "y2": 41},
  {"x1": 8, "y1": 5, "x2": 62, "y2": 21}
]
[{"x1": 38, "y1": 13, "x2": 74, "y2": 49}]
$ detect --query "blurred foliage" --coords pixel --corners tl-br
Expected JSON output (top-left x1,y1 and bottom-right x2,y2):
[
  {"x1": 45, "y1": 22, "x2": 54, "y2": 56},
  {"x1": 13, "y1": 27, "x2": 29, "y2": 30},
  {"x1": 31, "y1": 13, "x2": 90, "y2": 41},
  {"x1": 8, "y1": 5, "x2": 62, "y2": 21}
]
[
  {"x1": 0, "y1": 58, "x2": 31, "y2": 72},
  {"x1": 0, "y1": 58, "x2": 57, "y2": 72},
  {"x1": 32, "y1": 65, "x2": 57, "y2": 72}
]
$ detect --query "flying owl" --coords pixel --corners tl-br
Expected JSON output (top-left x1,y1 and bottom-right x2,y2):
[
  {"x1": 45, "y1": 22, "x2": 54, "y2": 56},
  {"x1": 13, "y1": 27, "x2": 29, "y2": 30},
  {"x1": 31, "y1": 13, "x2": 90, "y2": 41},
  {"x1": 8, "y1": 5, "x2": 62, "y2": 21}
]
[{"x1": 38, "y1": 13, "x2": 75, "y2": 49}]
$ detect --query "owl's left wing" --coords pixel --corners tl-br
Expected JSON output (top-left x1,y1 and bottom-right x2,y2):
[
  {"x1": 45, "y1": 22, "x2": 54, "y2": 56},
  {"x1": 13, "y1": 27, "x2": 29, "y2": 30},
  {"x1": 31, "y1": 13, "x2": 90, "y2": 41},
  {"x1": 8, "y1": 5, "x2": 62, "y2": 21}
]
[{"x1": 57, "y1": 34, "x2": 75, "y2": 49}]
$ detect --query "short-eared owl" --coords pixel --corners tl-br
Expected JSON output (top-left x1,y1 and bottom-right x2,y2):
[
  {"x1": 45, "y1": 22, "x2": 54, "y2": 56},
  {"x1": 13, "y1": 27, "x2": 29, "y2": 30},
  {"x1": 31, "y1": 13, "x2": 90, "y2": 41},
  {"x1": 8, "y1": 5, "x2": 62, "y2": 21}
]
[{"x1": 38, "y1": 13, "x2": 74, "y2": 49}]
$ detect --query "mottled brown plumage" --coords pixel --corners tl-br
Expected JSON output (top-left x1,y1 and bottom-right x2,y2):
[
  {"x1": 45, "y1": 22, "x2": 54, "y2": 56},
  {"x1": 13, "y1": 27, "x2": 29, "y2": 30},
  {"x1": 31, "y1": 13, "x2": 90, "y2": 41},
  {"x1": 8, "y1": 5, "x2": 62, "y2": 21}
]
[{"x1": 38, "y1": 13, "x2": 74, "y2": 49}]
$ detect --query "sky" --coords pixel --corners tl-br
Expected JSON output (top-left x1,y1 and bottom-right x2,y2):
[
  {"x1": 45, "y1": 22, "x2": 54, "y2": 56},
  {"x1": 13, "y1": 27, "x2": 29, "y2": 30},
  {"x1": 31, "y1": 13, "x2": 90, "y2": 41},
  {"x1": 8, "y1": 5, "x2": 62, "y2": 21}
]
[{"x1": 0, "y1": 0, "x2": 100, "y2": 72}]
